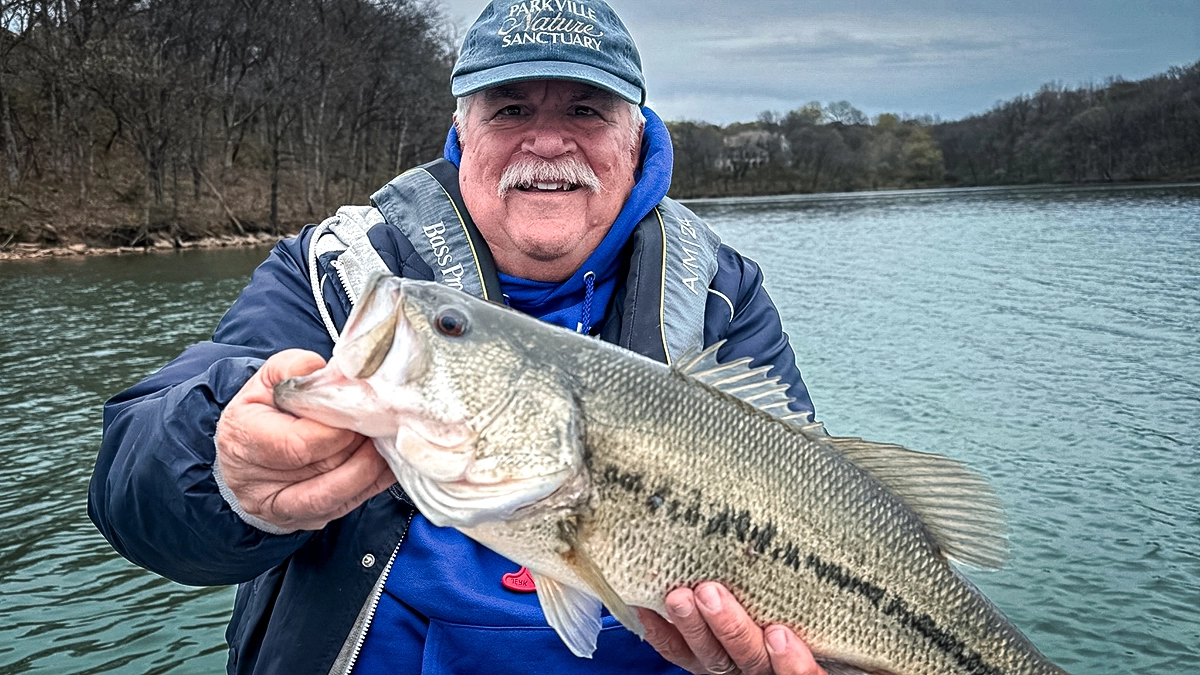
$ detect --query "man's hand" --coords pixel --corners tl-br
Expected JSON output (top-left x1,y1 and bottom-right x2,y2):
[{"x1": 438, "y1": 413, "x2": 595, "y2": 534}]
[
  {"x1": 638, "y1": 583, "x2": 827, "y2": 675},
  {"x1": 215, "y1": 349, "x2": 394, "y2": 532}
]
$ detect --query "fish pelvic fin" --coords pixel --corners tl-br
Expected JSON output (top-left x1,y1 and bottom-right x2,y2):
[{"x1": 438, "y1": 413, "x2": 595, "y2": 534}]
[
  {"x1": 675, "y1": 341, "x2": 803, "y2": 421},
  {"x1": 557, "y1": 519, "x2": 646, "y2": 639},
  {"x1": 532, "y1": 572, "x2": 603, "y2": 658},
  {"x1": 821, "y1": 435, "x2": 1010, "y2": 569}
]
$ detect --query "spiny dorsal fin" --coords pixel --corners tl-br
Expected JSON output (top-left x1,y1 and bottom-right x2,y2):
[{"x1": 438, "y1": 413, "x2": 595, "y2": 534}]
[
  {"x1": 676, "y1": 341, "x2": 798, "y2": 419},
  {"x1": 822, "y1": 436, "x2": 1010, "y2": 569}
]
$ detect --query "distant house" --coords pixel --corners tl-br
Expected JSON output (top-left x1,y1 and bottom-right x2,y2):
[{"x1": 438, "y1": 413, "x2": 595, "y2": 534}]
[{"x1": 716, "y1": 129, "x2": 790, "y2": 174}]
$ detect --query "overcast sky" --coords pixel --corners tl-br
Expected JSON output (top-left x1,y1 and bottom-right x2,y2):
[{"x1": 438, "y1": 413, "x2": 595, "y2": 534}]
[{"x1": 435, "y1": 0, "x2": 1199, "y2": 125}]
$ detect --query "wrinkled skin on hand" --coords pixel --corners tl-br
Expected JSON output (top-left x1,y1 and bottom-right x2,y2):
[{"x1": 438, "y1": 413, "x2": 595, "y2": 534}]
[
  {"x1": 638, "y1": 583, "x2": 828, "y2": 675},
  {"x1": 215, "y1": 349, "x2": 394, "y2": 532}
]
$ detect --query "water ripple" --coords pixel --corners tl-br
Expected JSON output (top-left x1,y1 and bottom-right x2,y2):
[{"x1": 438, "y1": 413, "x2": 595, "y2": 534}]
[
  {"x1": 698, "y1": 184, "x2": 1200, "y2": 675},
  {"x1": 0, "y1": 248, "x2": 265, "y2": 674}
]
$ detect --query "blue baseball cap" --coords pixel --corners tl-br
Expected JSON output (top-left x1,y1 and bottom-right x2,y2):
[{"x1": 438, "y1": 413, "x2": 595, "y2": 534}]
[{"x1": 451, "y1": 0, "x2": 646, "y2": 105}]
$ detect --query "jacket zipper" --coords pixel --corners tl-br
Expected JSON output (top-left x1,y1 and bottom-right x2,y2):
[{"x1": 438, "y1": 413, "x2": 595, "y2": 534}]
[
  {"x1": 330, "y1": 257, "x2": 358, "y2": 306},
  {"x1": 337, "y1": 508, "x2": 415, "y2": 675}
]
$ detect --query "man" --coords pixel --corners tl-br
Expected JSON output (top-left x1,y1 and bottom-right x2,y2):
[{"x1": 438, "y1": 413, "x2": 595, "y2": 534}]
[{"x1": 89, "y1": 1, "x2": 826, "y2": 673}]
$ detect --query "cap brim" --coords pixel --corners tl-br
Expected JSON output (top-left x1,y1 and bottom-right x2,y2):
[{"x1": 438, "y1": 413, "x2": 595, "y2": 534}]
[{"x1": 452, "y1": 61, "x2": 643, "y2": 105}]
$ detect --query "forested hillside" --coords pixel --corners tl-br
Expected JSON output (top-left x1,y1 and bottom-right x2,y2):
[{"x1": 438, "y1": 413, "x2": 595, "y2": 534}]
[
  {"x1": 932, "y1": 66, "x2": 1200, "y2": 185},
  {"x1": 1, "y1": 0, "x2": 454, "y2": 248},
  {"x1": 1, "y1": 1, "x2": 1196, "y2": 248},
  {"x1": 666, "y1": 62, "x2": 1199, "y2": 198}
]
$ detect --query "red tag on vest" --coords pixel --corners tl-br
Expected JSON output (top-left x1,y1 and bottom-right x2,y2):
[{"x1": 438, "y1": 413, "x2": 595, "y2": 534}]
[{"x1": 501, "y1": 566, "x2": 537, "y2": 593}]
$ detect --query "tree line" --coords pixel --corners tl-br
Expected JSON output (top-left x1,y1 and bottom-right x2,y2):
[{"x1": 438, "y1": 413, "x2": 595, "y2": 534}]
[
  {"x1": 666, "y1": 62, "x2": 1200, "y2": 198},
  {"x1": 932, "y1": 64, "x2": 1200, "y2": 186},
  {"x1": 1, "y1": 2, "x2": 1196, "y2": 247},
  {"x1": 1, "y1": 0, "x2": 455, "y2": 246}
]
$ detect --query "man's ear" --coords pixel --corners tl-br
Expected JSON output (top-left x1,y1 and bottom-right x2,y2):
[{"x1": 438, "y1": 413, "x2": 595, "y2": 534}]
[{"x1": 630, "y1": 124, "x2": 644, "y2": 163}]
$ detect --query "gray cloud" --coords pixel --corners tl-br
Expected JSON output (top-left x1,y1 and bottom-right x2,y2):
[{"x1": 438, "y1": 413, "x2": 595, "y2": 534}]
[{"x1": 437, "y1": 0, "x2": 1199, "y2": 123}]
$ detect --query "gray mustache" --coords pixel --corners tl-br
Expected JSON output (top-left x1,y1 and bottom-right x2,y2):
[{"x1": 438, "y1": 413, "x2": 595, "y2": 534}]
[{"x1": 498, "y1": 156, "x2": 603, "y2": 197}]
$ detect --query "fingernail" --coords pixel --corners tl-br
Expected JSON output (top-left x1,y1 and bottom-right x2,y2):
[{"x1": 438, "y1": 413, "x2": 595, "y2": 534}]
[
  {"x1": 696, "y1": 584, "x2": 722, "y2": 613},
  {"x1": 765, "y1": 627, "x2": 788, "y2": 654},
  {"x1": 667, "y1": 594, "x2": 694, "y2": 619}
]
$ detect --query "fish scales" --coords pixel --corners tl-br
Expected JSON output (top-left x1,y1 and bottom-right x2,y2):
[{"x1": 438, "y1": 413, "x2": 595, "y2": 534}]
[
  {"x1": 274, "y1": 276, "x2": 1069, "y2": 675},
  {"x1": 541, "y1": 346, "x2": 1046, "y2": 675}
]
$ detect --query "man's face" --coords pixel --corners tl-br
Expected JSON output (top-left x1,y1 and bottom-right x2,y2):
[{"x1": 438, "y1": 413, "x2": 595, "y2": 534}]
[{"x1": 457, "y1": 80, "x2": 641, "y2": 282}]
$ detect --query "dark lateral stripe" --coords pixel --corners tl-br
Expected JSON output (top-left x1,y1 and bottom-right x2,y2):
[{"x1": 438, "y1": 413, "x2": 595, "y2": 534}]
[
  {"x1": 800, "y1": 554, "x2": 1001, "y2": 674},
  {"x1": 599, "y1": 463, "x2": 1003, "y2": 675},
  {"x1": 803, "y1": 553, "x2": 887, "y2": 607},
  {"x1": 881, "y1": 594, "x2": 1003, "y2": 675}
]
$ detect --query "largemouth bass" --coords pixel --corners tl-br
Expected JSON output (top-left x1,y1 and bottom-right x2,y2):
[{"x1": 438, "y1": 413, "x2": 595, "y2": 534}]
[{"x1": 274, "y1": 274, "x2": 1068, "y2": 675}]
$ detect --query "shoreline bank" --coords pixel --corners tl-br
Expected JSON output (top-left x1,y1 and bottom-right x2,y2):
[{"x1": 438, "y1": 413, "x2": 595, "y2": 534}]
[
  {"x1": 0, "y1": 231, "x2": 296, "y2": 262},
  {"x1": 7, "y1": 180, "x2": 1198, "y2": 263}
]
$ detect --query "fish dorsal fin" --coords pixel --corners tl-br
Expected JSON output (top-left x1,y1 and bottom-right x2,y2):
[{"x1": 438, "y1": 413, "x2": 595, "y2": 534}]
[
  {"x1": 822, "y1": 436, "x2": 1010, "y2": 569},
  {"x1": 557, "y1": 520, "x2": 645, "y2": 639},
  {"x1": 676, "y1": 341, "x2": 803, "y2": 420},
  {"x1": 531, "y1": 572, "x2": 603, "y2": 658}
]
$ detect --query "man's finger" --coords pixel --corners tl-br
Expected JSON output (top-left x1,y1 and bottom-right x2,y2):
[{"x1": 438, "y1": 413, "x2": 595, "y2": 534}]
[
  {"x1": 267, "y1": 437, "x2": 392, "y2": 529},
  {"x1": 219, "y1": 350, "x2": 361, "y2": 471},
  {"x1": 221, "y1": 403, "x2": 363, "y2": 471},
  {"x1": 665, "y1": 587, "x2": 738, "y2": 675},
  {"x1": 258, "y1": 349, "x2": 330, "y2": 389},
  {"x1": 230, "y1": 349, "x2": 328, "y2": 410},
  {"x1": 694, "y1": 583, "x2": 772, "y2": 675},
  {"x1": 637, "y1": 607, "x2": 704, "y2": 673},
  {"x1": 764, "y1": 626, "x2": 827, "y2": 675}
]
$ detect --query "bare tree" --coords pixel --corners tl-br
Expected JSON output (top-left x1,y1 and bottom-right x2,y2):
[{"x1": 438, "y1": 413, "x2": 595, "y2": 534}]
[{"x1": 1, "y1": 0, "x2": 37, "y2": 188}]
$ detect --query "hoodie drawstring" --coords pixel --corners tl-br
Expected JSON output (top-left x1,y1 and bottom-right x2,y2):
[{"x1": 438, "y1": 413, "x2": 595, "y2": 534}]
[{"x1": 578, "y1": 271, "x2": 596, "y2": 334}]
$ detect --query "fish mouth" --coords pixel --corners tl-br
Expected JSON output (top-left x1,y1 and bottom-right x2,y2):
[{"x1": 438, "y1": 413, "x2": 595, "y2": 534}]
[
  {"x1": 273, "y1": 366, "x2": 380, "y2": 431},
  {"x1": 274, "y1": 275, "x2": 426, "y2": 438}
]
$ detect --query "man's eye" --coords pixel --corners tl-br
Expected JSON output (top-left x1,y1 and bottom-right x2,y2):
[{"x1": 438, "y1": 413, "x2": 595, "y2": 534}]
[
  {"x1": 497, "y1": 105, "x2": 523, "y2": 116},
  {"x1": 572, "y1": 106, "x2": 597, "y2": 116}
]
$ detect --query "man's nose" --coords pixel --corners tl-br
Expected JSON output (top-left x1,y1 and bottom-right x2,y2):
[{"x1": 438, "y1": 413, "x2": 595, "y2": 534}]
[{"x1": 521, "y1": 117, "x2": 577, "y2": 158}]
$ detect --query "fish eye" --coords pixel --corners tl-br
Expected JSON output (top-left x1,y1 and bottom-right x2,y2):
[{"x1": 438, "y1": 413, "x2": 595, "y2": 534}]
[{"x1": 435, "y1": 308, "x2": 469, "y2": 337}]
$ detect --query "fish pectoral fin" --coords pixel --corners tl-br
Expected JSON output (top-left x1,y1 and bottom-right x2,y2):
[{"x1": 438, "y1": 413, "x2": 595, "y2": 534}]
[
  {"x1": 557, "y1": 522, "x2": 646, "y2": 639},
  {"x1": 822, "y1": 435, "x2": 1010, "y2": 569},
  {"x1": 532, "y1": 573, "x2": 603, "y2": 658}
]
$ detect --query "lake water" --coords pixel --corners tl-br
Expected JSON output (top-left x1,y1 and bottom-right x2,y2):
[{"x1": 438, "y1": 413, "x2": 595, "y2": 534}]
[{"x1": 1, "y1": 184, "x2": 1197, "y2": 673}]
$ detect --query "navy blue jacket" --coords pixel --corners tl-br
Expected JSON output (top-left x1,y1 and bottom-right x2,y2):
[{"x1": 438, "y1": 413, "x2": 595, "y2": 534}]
[{"x1": 88, "y1": 208, "x2": 814, "y2": 673}]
